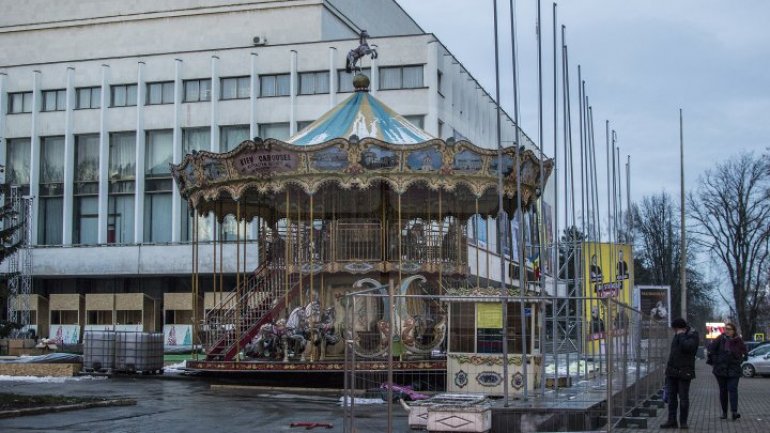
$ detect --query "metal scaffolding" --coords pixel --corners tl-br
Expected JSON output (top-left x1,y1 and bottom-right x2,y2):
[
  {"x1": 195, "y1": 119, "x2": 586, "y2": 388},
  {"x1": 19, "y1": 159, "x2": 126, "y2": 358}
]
[{"x1": 6, "y1": 185, "x2": 33, "y2": 336}]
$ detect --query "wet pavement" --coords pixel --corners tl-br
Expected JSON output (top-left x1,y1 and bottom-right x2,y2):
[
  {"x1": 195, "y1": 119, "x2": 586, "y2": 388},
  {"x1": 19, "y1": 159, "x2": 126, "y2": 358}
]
[{"x1": 0, "y1": 374, "x2": 405, "y2": 433}]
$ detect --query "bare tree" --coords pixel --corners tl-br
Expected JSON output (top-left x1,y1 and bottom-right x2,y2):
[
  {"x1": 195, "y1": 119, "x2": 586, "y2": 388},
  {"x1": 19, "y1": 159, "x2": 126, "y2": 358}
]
[
  {"x1": 688, "y1": 152, "x2": 770, "y2": 337},
  {"x1": 633, "y1": 193, "x2": 715, "y2": 332}
]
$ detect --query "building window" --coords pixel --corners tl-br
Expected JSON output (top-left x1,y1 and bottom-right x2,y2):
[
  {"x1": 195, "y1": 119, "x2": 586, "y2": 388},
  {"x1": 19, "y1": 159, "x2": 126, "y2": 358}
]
[
  {"x1": 8, "y1": 92, "x2": 33, "y2": 114},
  {"x1": 41, "y1": 89, "x2": 67, "y2": 112},
  {"x1": 182, "y1": 127, "x2": 210, "y2": 155},
  {"x1": 40, "y1": 136, "x2": 65, "y2": 187},
  {"x1": 144, "y1": 130, "x2": 173, "y2": 243},
  {"x1": 379, "y1": 65, "x2": 424, "y2": 90},
  {"x1": 299, "y1": 71, "x2": 330, "y2": 95},
  {"x1": 296, "y1": 121, "x2": 313, "y2": 132},
  {"x1": 438, "y1": 120, "x2": 444, "y2": 139},
  {"x1": 221, "y1": 76, "x2": 250, "y2": 100},
  {"x1": 109, "y1": 132, "x2": 136, "y2": 185},
  {"x1": 221, "y1": 125, "x2": 250, "y2": 152},
  {"x1": 259, "y1": 74, "x2": 290, "y2": 97},
  {"x1": 5, "y1": 138, "x2": 31, "y2": 186},
  {"x1": 183, "y1": 79, "x2": 211, "y2": 102},
  {"x1": 74, "y1": 134, "x2": 99, "y2": 244},
  {"x1": 108, "y1": 132, "x2": 136, "y2": 244},
  {"x1": 338, "y1": 68, "x2": 370, "y2": 92},
  {"x1": 146, "y1": 81, "x2": 174, "y2": 105},
  {"x1": 403, "y1": 115, "x2": 425, "y2": 129},
  {"x1": 437, "y1": 70, "x2": 444, "y2": 96},
  {"x1": 111, "y1": 84, "x2": 137, "y2": 107},
  {"x1": 76, "y1": 87, "x2": 101, "y2": 109},
  {"x1": 39, "y1": 136, "x2": 64, "y2": 245},
  {"x1": 259, "y1": 123, "x2": 290, "y2": 141},
  {"x1": 145, "y1": 130, "x2": 173, "y2": 176},
  {"x1": 74, "y1": 196, "x2": 98, "y2": 245}
]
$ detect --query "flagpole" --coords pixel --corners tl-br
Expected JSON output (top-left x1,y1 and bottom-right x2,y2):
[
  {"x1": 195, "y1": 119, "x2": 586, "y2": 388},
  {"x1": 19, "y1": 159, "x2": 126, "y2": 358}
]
[
  {"x1": 679, "y1": 109, "x2": 686, "y2": 319},
  {"x1": 492, "y1": 0, "x2": 510, "y2": 404}
]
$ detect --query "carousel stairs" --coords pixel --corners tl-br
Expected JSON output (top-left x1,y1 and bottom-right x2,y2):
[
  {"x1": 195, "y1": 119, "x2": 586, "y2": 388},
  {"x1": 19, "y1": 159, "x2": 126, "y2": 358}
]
[{"x1": 204, "y1": 258, "x2": 302, "y2": 361}]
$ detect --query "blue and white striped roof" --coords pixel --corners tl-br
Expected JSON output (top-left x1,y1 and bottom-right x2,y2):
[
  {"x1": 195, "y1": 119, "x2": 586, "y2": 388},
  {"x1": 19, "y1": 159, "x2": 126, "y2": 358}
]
[{"x1": 289, "y1": 92, "x2": 434, "y2": 145}]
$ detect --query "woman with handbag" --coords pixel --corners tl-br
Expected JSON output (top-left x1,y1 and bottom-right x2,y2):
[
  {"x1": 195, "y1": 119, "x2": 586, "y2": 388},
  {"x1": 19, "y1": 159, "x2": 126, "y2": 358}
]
[{"x1": 708, "y1": 322, "x2": 748, "y2": 420}]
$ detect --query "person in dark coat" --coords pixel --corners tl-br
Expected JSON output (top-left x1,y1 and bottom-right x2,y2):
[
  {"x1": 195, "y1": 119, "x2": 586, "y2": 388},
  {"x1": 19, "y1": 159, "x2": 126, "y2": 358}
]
[
  {"x1": 708, "y1": 322, "x2": 747, "y2": 420},
  {"x1": 661, "y1": 318, "x2": 699, "y2": 429}
]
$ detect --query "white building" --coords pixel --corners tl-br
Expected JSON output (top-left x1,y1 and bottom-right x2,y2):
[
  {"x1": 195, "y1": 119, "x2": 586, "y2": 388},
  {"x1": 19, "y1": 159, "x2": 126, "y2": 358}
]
[{"x1": 0, "y1": 0, "x2": 539, "y2": 333}]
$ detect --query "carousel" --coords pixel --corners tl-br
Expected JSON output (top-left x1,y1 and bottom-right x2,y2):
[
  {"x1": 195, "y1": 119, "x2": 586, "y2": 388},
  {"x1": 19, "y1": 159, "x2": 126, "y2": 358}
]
[{"x1": 171, "y1": 46, "x2": 552, "y2": 387}]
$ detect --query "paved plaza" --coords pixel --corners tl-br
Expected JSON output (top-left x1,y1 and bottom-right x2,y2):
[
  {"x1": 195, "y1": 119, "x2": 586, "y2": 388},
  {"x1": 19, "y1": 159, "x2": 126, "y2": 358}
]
[{"x1": 616, "y1": 359, "x2": 770, "y2": 433}]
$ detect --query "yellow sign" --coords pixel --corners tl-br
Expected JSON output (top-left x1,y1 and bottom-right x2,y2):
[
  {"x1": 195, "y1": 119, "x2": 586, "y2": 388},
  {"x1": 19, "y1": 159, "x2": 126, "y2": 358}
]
[
  {"x1": 583, "y1": 242, "x2": 634, "y2": 353},
  {"x1": 755, "y1": 333, "x2": 765, "y2": 342},
  {"x1": 477, "y1": 303, "x2": 503, "y2": 329}
]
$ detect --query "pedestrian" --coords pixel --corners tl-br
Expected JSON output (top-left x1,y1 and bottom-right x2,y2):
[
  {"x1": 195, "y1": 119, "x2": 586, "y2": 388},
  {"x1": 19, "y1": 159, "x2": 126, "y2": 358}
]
[
  {"x1": 661, "y1": 317, "x2": 699, "y2": 429},
  {"x1": 707, "y1": 322, "x2": 747, "y2": 421}
]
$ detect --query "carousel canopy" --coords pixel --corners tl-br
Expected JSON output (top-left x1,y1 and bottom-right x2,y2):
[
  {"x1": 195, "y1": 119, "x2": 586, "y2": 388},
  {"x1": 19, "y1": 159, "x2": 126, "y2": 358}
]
[
  {"x1": 289, "y1": 91, "x2": 434, "y2": 145},
  {"x1": 171, "y1": 74, "x2": 553, "y2": 220}
]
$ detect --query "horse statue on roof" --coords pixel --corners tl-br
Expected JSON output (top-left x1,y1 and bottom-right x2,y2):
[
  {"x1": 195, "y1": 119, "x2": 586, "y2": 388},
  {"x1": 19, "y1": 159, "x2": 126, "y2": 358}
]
[{"x1": 346, "y1": 30, "x2": 378, "y2": 74}]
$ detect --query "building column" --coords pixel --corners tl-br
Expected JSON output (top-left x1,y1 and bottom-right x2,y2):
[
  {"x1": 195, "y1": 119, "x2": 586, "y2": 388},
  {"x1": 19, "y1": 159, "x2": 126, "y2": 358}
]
[
  {"x1": 134, "y1": 62, "x2": 148, "y2": 243},
  {"x1": 29, "y1": 70, "x2": 41, "y2": 246},
  {"x1": 97, "y1": 64, "x2": 111, "y2": 244},
  {"x1": 425, "y1": 40, "x2": 439, "y2": 137},
  {"x1": 371, "y1": 55, "x2": 379, "y2": 97},
  {"x1": 328, "y1": 47, "x2": 337, "y2": 109},
  {"x1": 171, "y1": 59, "x2": 183, "y2": 243},
  {"x1": 62, "y1": 67, "x2": 75, "y2": 245},
  {"x1": 210, "y1": 55, "x2": 220, "y2": 152},
  {"x1": 289, "y1": 50, "x2": 297, "y2": 136},
  {"x1": 250, "y1": 52, "x2": 258, "y2": 140}
]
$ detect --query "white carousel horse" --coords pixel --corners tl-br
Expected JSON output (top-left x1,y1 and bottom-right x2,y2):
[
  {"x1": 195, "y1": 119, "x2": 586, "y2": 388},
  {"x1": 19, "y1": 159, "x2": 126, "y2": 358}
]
[{"x1": 285, "y1": 306, "x2": 309, "y2": 362}]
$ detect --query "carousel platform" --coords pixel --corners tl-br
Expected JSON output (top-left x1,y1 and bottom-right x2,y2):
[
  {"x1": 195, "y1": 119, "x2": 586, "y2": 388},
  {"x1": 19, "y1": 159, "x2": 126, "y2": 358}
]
[{"x1": 184, "y1": 358, "x2": 447, "y2": 389}]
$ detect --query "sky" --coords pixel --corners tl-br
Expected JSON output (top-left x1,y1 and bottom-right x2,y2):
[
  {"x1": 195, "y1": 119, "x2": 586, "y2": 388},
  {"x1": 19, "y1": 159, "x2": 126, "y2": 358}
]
[{"x1": 396, "y1": 0, "x2": 769, "y2": 208}]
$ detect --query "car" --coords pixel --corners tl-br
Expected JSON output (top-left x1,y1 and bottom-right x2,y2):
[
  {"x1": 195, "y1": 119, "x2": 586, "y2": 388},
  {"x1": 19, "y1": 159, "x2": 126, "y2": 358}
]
[
  {"x1": 741, "y1": 344, "x2": 770, "y2": 377},
  {"x1": 745, "y1": 340, "x2": 770, "y2": 353}
]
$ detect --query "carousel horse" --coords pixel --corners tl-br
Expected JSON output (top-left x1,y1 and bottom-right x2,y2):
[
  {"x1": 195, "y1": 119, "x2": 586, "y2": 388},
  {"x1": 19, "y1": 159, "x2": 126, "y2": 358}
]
[
  {"x1": 345, "y1": 30, "x2": 378, "y2": 74},
  {"x1": 245, "y1": 318, "x2": 288, "y2": 359},
  {"x1": 285, "y1": 306, "x2": 309, "y2": 362},
  {"x1": 302, "y1": 301, "x2": 323, "y2": 362},
  {"x1": 314, "y1": 306, "x2": 339, "y2": 361}
]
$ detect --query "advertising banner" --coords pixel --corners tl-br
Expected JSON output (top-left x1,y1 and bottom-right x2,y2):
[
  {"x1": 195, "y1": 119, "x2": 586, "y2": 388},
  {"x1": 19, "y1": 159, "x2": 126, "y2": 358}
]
[
  {"x1": 706, "y1": 322, "x2": 726, "y2": 340},
  {"x1": 583, "y1": 242, "x2": 634, "y2": 353},
  {"x1": 638, "y1": 285, "x2": 671, "y2": 326},
  {"x1": 50, "y1": 324, "x2": 81, "y2": 344},
  {"x1": 164, "y1": 324, "x2": 193, "y2": 349}
]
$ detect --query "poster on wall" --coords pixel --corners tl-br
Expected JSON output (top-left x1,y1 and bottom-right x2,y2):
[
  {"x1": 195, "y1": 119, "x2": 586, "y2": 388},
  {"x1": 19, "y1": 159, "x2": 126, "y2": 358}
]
[
  {"x1": 164, "y1": 325, "x2": 193, "y2": 349},
  {"x1": 50, "y1": 324, "x2": 81, "y2": 345}
]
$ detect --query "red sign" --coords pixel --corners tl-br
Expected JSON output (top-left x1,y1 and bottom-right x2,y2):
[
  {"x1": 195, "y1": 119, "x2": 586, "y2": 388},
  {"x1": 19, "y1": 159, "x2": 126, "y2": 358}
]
[{"x1": 233, "y1": 150, "x2": 298, "y2": 175}]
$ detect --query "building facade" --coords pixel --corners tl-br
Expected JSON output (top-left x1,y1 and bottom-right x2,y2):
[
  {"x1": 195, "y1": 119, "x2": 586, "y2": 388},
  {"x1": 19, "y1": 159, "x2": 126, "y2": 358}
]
[{"x1": 0, "y1": 0, "x2": 539, "y2": 336}]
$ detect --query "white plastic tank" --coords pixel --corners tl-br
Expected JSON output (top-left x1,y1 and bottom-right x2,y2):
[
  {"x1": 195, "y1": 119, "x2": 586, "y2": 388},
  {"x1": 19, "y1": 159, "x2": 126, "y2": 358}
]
[
  {"x1": 115, "y1": 331, "x2": 164, "y2": 372},
  {"x1": 83, "y1": 331, "x2": 116, "y2": 371}
]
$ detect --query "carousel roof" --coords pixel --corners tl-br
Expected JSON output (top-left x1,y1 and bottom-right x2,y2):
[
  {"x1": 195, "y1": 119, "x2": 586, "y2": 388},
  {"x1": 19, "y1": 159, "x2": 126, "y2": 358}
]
[{"x1": 289, "y1": 91, "x2": 434, "y2": 145}]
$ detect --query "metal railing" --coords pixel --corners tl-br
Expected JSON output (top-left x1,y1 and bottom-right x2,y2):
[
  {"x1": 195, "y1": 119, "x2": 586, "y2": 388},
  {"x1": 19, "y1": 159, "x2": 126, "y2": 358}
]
[{"x1": 341, "y1": 290, "x2": 671, "y2": 433}]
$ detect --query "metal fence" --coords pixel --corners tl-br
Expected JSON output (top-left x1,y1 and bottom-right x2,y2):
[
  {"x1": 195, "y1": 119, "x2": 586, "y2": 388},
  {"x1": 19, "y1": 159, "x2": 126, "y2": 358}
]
[{"x1": 340, "y1": 290, "x2": 670, "y2": 433}]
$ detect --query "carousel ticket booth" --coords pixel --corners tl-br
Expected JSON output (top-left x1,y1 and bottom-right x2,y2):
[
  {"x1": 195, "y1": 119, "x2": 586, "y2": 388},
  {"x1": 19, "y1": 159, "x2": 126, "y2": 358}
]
[
  {"x1": 172, "y1": 68, "x2": 552, "y2": 380},
  {"x1": 163, "y1": 292, "x2": 202, "y2": 350},
  {"x1": 445, "y1": 297, "x2": 542, "y2": 395},
  {"x1": 84, "y1": 293, "x2": 157, "y2": 333},
  {"x1": 10, "y1": 294, "x2": 49, "y2": 339},
  {"x1": 49, "y1": 294, "x2": 85, "y2": 344}
]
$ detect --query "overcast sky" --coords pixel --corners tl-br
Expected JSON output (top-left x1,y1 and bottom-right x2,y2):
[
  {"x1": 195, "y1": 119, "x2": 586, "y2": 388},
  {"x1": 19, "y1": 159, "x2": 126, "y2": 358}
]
[{"x1": 397, "y1": 0, "x2": 769, "y2": 207}]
